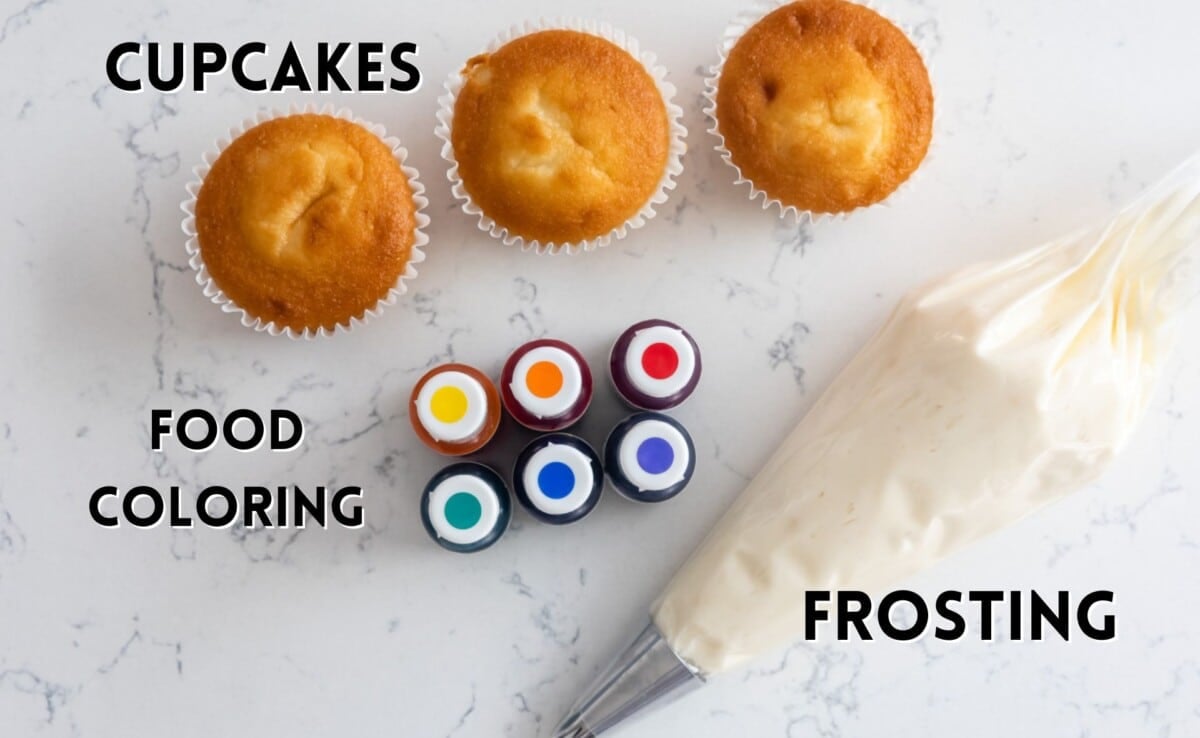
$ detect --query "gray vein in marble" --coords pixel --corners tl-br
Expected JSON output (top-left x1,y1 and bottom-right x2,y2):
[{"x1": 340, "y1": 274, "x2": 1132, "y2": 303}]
[
  {"x1": 171, "y1": 369, "x2": 227, "y2": 408},
  {"x1": 0, "y1": 424, "x2": 26, "y2": 578},
  {"x1": 273, "y1": 373, "x2": 335, "y2": 404},
  {"x1": 447, "y1": 685, "x2": 477, "y2": 737},
  {"x1": 767, "y1": 222, "x2": 814, "y2": 285},
  {"x1": 229, "y1": 518, "x2": 304, "y2": 563},
  {"x1": 719, "y1": 277, "x2": 779, "y2": 311},
  {"x1": 169, "y1": 528, "x2": 196, "y2": 561},
  {"x1": 506, "y1": 276, "x2": 549, "y2": 341},
  {"x1": 666, "y1": 194, "x2": 695, "y2": 226},
  {"x1": 511, "y1": 691, "x2": 543, "y2": 731},
  {"x1": 1, "y1": 617, "x2": 184, "y2": 731},
  {"x1": 0, "y1": 668, "x2": 71, "y2": 725},
  {"x1": 503, "y1": 572, "x2": 535, "y2": 599},
  {"x1": 703, "y1": 429, "x2": 753, "y2": 483},
  {"x1": 113, "y1": 92, "x2": 184, "y2": 395},
  {"x1": 767, "y1": 321, "x2": 811, "y2": 387},
  {"x1": 512, "y1": 643, "x2": 542, "y2": 665},
  {"x1": 0, "y1": 0, "x2": 54, "y2": 44},
  {"x1": 908, "y1": 16, "x2": 943, "y2": 57},
  {"x1": 411, "y1": 288, "x2": 445, "y2": 327},
  {"x1": 96, "y1": 629, "x2": 143, "y2": 675},
  {"x1": 742, "y1": 641, "x2": 804, "y2": 681},
  {"x1": 783, "y1": 645, "x2": 864, "y2": 738},
  {"x1": 0, "y1": 498, "x2": 26, "y2": 567},
  {"x1": 1067, "y1": 662, "x2": 1200, "y2": 732},
  {"x1": 534, "y1": 603, "x2": 581, "y2": 649}
]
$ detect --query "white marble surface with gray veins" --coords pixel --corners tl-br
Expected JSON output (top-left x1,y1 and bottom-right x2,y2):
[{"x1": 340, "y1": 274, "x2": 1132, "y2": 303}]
[{"x1": 2, "y1": 0, "x2": 1199, "y2": 735}]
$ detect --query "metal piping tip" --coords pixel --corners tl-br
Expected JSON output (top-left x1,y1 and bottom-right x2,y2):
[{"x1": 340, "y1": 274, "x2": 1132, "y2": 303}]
[{"x1": 553, "y1": 621, "x2": 705, "y2": 738}]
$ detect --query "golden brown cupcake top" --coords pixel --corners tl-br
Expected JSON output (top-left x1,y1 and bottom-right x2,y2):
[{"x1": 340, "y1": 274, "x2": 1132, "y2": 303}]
[
  {"x1": 451, "y1": 30, "x2": 670, "y2": 246},
  {"x1": 716, "y1": 0, "x2": 933, "y2": 214},
  {"x1": 195, "y1": 114, "x2": 416, "y2": 332}
]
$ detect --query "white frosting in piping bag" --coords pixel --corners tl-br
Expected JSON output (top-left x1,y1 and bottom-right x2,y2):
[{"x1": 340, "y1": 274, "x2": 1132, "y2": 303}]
[{"x1": 653, "y1": 156, "x2": 1200, "y2": 675}]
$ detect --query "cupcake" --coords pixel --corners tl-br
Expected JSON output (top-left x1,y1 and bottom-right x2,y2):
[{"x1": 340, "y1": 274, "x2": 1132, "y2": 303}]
[
  {"x1": 186, "y1": 110, "x2": 426, "y2": 336},
  {"x1": 711, "y1": 0, "x2": 933, "y2": 216},
  {"x1": 410, "y1": 363, "x2": 503, "y2": 456},
  {"x1": 439, "y1": 24, "x2": 685, "y2": 252}
]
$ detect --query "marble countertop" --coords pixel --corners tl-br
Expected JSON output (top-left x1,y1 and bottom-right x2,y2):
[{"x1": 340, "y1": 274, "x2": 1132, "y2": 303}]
[{"x1": 2, "y1": 0, "x2": 1199, "y2": 735}]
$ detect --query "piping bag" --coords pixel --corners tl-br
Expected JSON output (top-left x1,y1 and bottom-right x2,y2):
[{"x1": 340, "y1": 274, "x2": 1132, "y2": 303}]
[{"x1": 554, "y1": 154, "x2": 1200, "y2": 737}]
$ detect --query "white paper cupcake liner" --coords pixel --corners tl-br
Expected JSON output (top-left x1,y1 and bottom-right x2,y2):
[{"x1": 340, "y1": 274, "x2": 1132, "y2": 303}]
[
  {"x1": 180, "y1": 103, "x2": 430, "y2": 339},
  {"x1": 705, "y1": 0, "x2": 937, "y2": 223},
  {"x1": 435, "y1": 19, "x2": 688, "y2": 255}
]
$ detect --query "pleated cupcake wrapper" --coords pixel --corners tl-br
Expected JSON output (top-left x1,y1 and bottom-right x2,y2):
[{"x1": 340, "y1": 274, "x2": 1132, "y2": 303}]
[
  {"x1": 180, "y1": 103, "x2": 430, "y2": 340},
  {"x1": 435, "y1": 18, "x2": 688, "y2": 255},
  {"x1": 705, "y1": 0, "x2": 938, "y2": 223}
]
